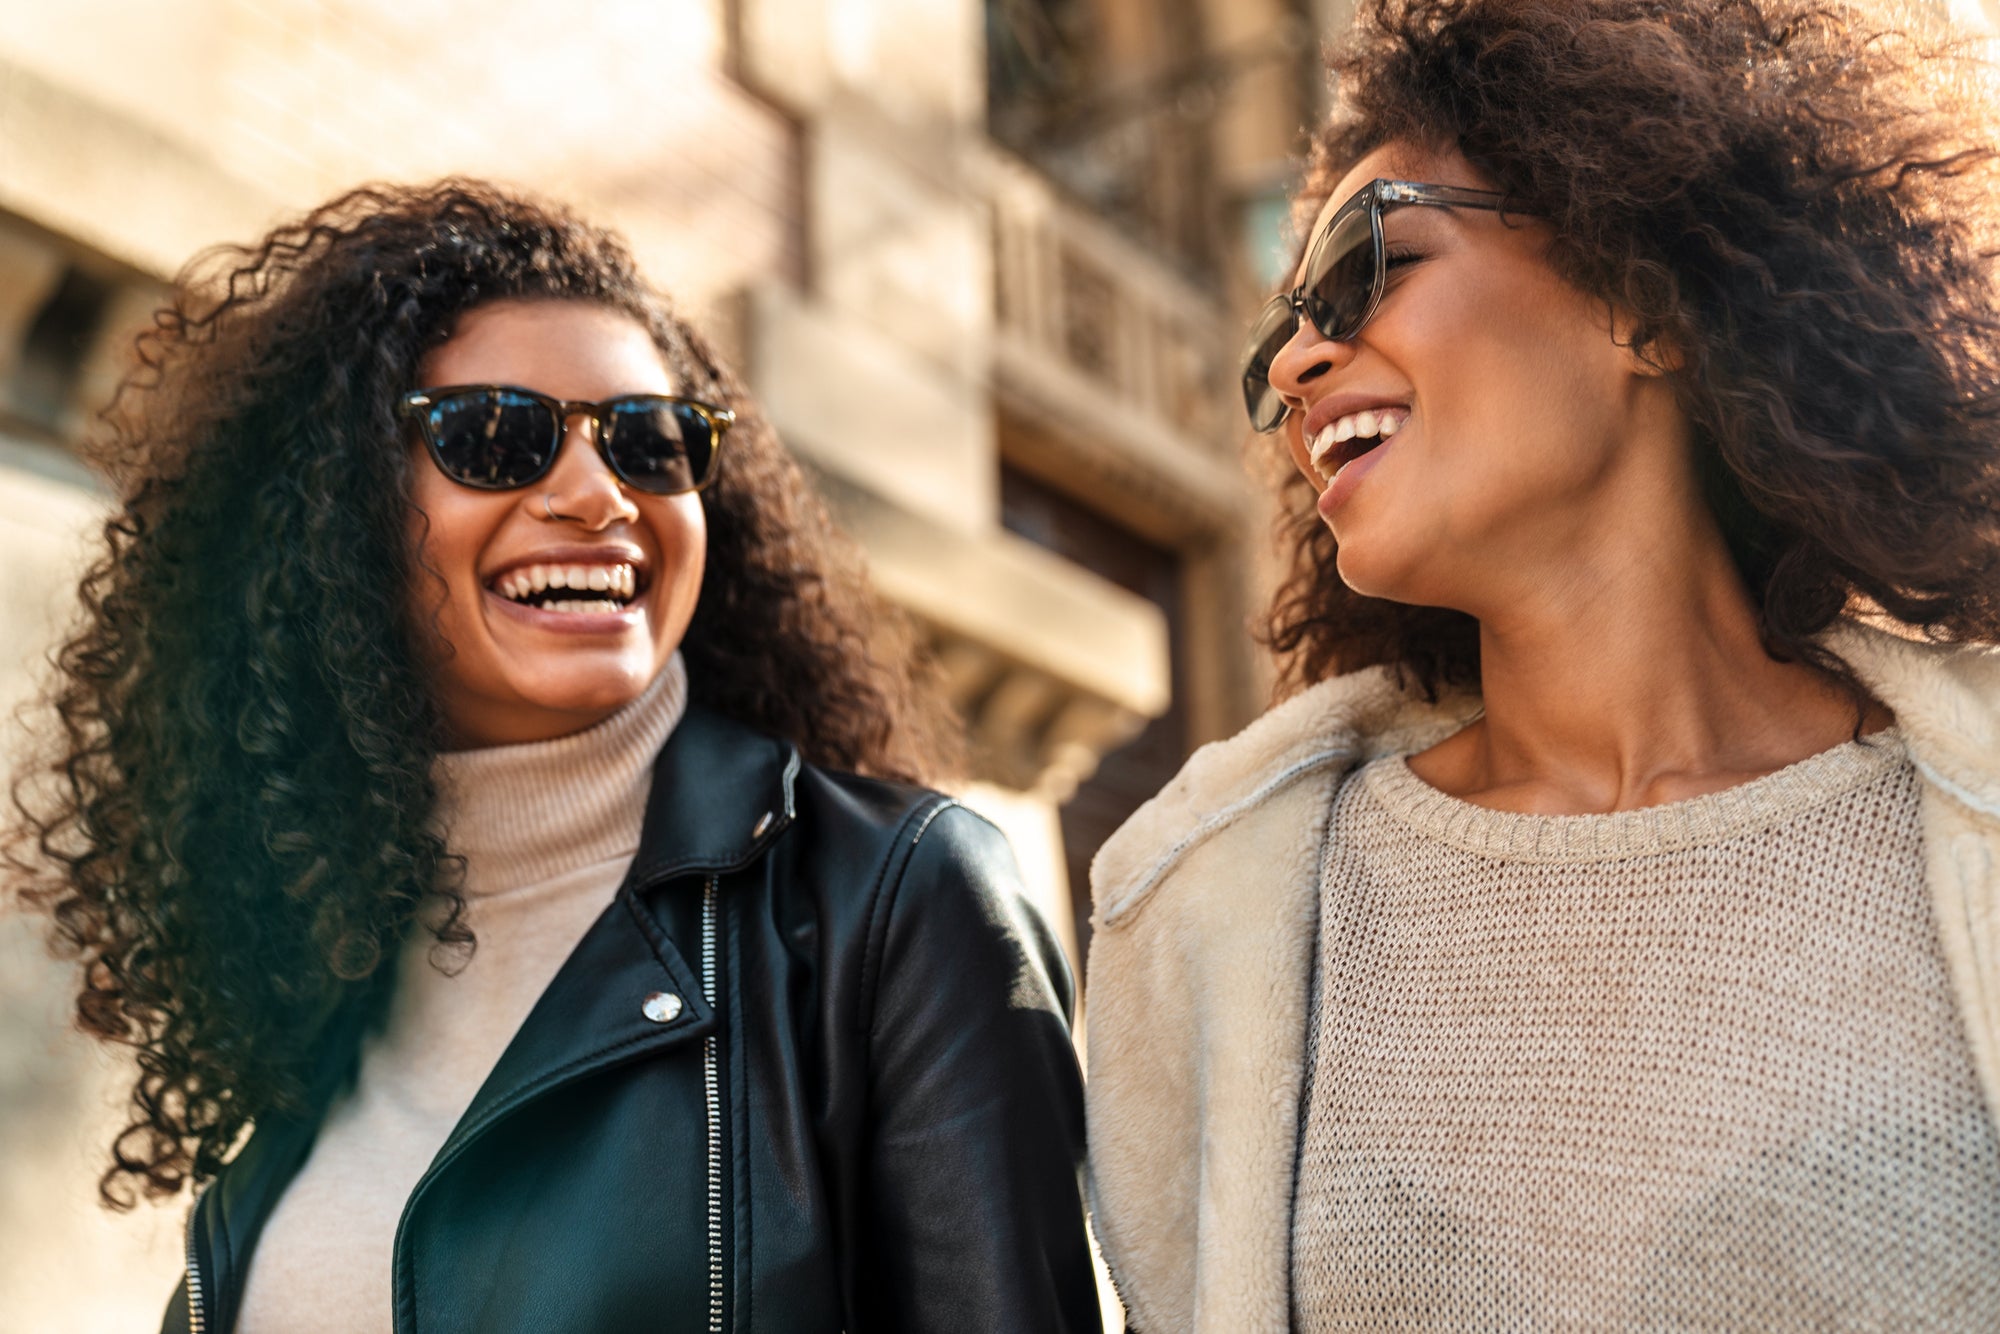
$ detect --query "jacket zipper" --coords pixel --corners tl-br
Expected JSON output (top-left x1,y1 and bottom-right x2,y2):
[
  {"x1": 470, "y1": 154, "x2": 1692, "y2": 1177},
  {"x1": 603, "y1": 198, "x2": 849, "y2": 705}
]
[
  {"x1": 184, "y1": 1184, "x2": 208, "y2": 1334},
  {"x1": 701, "y1": 875, "x2": 724, "y2": 1334}
]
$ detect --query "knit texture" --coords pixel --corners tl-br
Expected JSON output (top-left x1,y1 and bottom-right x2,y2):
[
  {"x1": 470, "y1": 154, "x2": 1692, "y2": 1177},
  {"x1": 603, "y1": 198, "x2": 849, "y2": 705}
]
[
  {"x1": 236, "y1": 655, "x2": 689, "y2": 1334},
  {"x1": 1291, "y1": 731, "x2": 2000, "y2": 1330}
]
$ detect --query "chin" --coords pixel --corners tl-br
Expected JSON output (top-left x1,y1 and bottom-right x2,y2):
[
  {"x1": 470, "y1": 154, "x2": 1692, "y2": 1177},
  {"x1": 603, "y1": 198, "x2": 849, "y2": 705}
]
[
  {"x1": 519, "y1": 661, "x2": 661, "y2": 715},
  {"x1": 1332, "y1": 538, "x2": 1414, "y2": 603}
]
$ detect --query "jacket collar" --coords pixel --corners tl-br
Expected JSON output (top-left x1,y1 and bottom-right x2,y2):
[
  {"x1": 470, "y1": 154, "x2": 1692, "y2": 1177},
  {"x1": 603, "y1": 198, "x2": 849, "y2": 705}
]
[
  {"x1": 626, "y1": 703, "x2": 801, "y2": 888},
  {"x1": 1830, "y1": 620, "x2": 2000, "y2": 822},
  {"x1": 439, "y1": 704, "x2": 801, "y2": 1160},
  {"x1": 1090, "y1": 666, "x2": 1478, "y2": 929},
  {"x1": 1091, "y1": 620, "x2": 2000, "y2": 928}
]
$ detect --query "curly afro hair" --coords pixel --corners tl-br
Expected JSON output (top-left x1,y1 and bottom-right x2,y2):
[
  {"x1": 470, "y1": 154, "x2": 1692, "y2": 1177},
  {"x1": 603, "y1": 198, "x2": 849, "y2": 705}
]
[
  {"x1": 1262, "y1": 0, "x2": 2000, "y2": 700},
  {"x1": 9, "y1": 179, "x2": 960, "y2": 1206}
]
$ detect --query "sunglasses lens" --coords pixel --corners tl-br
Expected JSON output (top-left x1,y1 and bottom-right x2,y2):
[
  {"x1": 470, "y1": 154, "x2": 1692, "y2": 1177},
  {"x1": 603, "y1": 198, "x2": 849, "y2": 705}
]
[
  {"x1": 1301, "y1": 205, "x2": 1377, "y2": 342},
  {"x1": 1239, "y1": 298, "x2": 1297, "y2": 433},
  {"x1": 425, "y1": 388, "x2": 557, "y2": 488},
  {"x1": 601, "y1": 398, "x2": 718, "y2": 494}
]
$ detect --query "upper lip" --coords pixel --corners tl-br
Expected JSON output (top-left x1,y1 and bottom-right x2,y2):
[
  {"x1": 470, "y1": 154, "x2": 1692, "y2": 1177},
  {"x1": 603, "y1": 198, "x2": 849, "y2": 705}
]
[
  {"x1": 1301, "y1": 391, "x2": 1413, "y2": 444},
  {"x1": 483, "y1": 543, "x2": 650, "y2": 591}
]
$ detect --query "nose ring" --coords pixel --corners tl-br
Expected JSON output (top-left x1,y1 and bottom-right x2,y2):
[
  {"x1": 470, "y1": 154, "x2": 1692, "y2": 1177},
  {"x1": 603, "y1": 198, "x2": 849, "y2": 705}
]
[{"x1": 543, "y1": 494, "x2": 563, "y2": 522}]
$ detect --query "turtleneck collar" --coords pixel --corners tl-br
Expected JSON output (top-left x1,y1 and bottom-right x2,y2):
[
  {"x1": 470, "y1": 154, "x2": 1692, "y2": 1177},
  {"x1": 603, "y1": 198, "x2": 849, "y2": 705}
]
[{"x1": 433, "y1": 653, "x2": 689, "y2": 896}]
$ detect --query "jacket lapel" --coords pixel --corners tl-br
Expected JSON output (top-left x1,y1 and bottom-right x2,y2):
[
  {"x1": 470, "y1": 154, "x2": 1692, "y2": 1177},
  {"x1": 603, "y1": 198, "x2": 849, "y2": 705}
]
[
  {"x1": 435, "y1": 704, "x2": 801, "y2": 1160},
  {"x1": 1834, "y1": 622, "x2": 2000, "y2": 1126},
  {"x1": 432, "y1": 889, "x2": 717, "y2": 1164},
  {"x1": 1085, "y1": 668, "x2": 1476, "y2": 1334}
]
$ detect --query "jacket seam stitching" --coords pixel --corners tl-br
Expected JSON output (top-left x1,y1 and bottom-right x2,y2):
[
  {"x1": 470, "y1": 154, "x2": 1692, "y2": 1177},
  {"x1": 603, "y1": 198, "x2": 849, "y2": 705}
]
[
  {"x1": 1282, "y1": 779, "x2": 1343, "y2": 1327},
  {"x1": 858, "y1": 797, "x2": 955, "y2": 1051}
]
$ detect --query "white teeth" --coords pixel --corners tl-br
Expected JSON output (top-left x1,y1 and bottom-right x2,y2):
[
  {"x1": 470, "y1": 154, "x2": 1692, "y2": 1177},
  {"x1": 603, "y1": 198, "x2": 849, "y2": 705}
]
[
  {"x1": 1305, "y1": 407, "x2": 1410, "y2": 486},
  {"x1": 544, "y1": 599, "x2": 623, "y2": 614},
  {"x1": 1322, "y1": 406, "x2": 1409, "y2": 444},
  {"x1": 493, "y1": 562, "x2": 640, "y2": 606}
]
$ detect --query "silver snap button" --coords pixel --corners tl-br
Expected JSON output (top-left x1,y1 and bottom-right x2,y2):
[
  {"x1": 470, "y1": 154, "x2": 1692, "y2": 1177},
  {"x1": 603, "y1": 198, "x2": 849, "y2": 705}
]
[
  {"x1": 641, "y1": 991, "x2": 683, "y2": 1024},
  {"x1": 752, "y1": 811, "x2": 775, "y2": 838}
]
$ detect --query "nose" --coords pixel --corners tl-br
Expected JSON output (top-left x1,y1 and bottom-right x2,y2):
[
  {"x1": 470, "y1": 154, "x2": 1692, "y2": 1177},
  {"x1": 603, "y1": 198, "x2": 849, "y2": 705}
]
[
  {"x1": 1265, "y1": 313, "x2": 1356, "y2": 421},
  {"x1": 538, "y1": 412, "x2": 639, "y2": 530}
]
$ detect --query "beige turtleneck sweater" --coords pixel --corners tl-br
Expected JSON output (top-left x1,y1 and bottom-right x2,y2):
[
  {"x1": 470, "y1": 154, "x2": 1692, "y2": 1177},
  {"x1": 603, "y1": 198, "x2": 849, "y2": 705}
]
[{"x1": 236, "y1": 655, "x2": 689, "y2": 1334}]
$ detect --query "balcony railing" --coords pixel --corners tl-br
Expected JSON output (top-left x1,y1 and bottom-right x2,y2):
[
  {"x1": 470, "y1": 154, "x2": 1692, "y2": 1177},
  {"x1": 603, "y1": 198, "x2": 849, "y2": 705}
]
[{"x1": 979, "y1": 147, "x2": 1238, "y2": 461}]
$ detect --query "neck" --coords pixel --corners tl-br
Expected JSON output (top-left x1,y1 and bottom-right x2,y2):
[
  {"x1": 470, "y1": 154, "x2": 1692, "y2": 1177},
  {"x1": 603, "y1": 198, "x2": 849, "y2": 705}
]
[
  {"x1": 1412, "y1": 520, "x2": 1868, "y2": 814},
  {"x1": 434, "y1": 654, "x2": 689, "y2": 894}
]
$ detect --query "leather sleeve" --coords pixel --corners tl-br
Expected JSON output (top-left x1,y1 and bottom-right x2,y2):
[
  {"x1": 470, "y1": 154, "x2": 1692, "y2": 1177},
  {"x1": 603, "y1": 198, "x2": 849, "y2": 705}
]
[{"x1": 850, "y1": 802, "x2": 1103, "y2": 1333}]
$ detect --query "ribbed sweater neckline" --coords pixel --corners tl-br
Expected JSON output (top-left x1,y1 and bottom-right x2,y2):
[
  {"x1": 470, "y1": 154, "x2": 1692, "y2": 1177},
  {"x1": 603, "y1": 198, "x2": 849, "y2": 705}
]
[
  {"x1": 1361, "y1": 727, "x2": 1908, "y2": 864},
  {"x1": 431, "y1": 654, "x2": 688, "y2": 896}
]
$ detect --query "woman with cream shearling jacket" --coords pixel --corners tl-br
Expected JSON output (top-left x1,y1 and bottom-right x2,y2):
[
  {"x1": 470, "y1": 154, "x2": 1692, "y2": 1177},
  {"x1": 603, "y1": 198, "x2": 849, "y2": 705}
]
[
  {"x1": 1087, "y1": 623, "x2": 2000, "y2": 1329},
  {"x1": 1085, "y1": 0, "x2": 2000, "y2": 1327}
]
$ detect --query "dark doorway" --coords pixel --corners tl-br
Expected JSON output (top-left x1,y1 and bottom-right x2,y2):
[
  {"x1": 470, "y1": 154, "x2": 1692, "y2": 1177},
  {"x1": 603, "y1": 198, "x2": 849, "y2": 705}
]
[{"x1": 1000, "y1": 466, "x2": 1188, "y2": 982}]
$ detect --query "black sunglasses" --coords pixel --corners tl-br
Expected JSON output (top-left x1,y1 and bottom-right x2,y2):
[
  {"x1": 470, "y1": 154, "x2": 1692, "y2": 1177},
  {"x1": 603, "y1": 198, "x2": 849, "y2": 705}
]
[
  {"x1": 1240, "y1": 179, "x2": 1524, "y2": 433},
  {"x1": 398, "y1": 384, "x2": 735, "y2": 494}
]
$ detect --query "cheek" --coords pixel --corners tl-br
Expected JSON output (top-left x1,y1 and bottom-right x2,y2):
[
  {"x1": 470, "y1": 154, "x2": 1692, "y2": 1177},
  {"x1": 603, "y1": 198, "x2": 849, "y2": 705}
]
[
  {"x1": 403, "y1": 476, "x2": 504, "y2": 640},
  {"x1": 646, "y1": 496, "x2": 709, "y2": 615},
  {"x1": 1421, "y1": 284, "x2": 1627, "y2": 501}
]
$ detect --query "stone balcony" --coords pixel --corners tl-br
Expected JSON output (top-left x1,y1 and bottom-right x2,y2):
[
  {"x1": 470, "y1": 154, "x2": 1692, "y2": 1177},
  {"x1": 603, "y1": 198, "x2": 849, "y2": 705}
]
[{"x1": 978, "y1": 146, "x2": 1250, "y2": 548}]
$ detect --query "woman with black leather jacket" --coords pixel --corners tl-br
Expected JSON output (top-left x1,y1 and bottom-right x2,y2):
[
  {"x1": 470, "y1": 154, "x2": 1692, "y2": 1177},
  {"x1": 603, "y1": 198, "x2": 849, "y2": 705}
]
[{"x1": 10, "y1": 179, "x2": 1100, "y2": 1333}]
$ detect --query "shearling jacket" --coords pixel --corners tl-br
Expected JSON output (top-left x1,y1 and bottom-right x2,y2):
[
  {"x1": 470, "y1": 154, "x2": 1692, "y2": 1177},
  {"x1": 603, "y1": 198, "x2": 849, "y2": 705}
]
[
  {"x1": 163, "y1": 705, "x2": 1102, "y2": 1334},
  {"x1": 1084, "y1": 622, "x2": 2000, "y2": 1333}
]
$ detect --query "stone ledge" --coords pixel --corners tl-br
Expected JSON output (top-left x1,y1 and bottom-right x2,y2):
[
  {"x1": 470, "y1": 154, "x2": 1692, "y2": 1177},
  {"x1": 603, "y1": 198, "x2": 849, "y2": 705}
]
[
  {"x1": 746, "y1": 282, "x2": 996, "y2": 536},
  {"x1": 815, "y1": 473, "x2": 1170, "y2": 796},
  {"x1": 995, "y1": 331, "x2": 1251, "y2": 548},
  {"x1": 0, "y1": 54, "x2": 278, "y2": 281}
]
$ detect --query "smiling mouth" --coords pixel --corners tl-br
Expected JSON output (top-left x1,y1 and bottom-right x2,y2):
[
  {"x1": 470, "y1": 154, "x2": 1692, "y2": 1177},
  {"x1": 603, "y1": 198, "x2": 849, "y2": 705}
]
[
  {"x1": 488, "y1": 562, "x2": 646, "y2": 616},
  {"x1": 1308, "y1": 407, "x2": 1408, "y2": 485}
]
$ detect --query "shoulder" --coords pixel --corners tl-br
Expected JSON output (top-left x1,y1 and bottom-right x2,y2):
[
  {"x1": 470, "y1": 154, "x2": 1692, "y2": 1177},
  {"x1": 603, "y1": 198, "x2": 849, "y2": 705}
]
[
  {"x1": 787, "y1": 764, "x2": 1069, "y2": 1024},
  {"x1": 785, "y1": 764, "x2": 1028, "y2": 924},
  {"x1": 1832, "y1": 621, "x2": 2000, "y2": 818},
  {"x1": 789, "y1": 764, "x2": 1010, "y2": 871}
]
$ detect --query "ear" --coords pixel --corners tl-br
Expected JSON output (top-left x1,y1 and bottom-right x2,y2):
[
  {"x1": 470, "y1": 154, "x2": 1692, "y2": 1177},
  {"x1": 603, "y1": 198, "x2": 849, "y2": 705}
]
[{"x1": 1607, "y1": 303, "x2": 1684, "y2": 376}]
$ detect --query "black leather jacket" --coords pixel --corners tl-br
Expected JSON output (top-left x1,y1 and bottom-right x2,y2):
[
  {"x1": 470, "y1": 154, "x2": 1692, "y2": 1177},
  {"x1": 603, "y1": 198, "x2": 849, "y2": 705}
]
[{"x1": 163, "y1": 706, "x2": 1101, "y2": 1333}]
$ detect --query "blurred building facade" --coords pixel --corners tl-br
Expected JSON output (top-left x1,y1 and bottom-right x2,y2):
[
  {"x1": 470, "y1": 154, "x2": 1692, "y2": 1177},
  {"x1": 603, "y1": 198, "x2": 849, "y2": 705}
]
[{"x1": 0, "y1": 0, "x2": 1335, "y2": 1325}]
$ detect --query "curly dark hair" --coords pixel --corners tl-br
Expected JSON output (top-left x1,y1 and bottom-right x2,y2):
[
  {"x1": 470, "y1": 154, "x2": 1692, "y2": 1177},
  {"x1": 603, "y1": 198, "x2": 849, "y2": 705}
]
[
  {"x1": 8, "y1": 179, "x2": 961, "y2": 1207},
  {"x1": 1262, "y1": 0, "x2": 2000, "y2": 698}
]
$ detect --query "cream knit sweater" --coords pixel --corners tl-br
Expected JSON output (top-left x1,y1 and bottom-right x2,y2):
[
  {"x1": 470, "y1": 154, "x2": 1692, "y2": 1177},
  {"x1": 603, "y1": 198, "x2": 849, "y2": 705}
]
[
  {"x1": 1292, "y1": 739, "x2": 2000, "y2": 1328},
  {"x1": 236, "y1": 655, "x2": 689, "y2": 1334}
]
